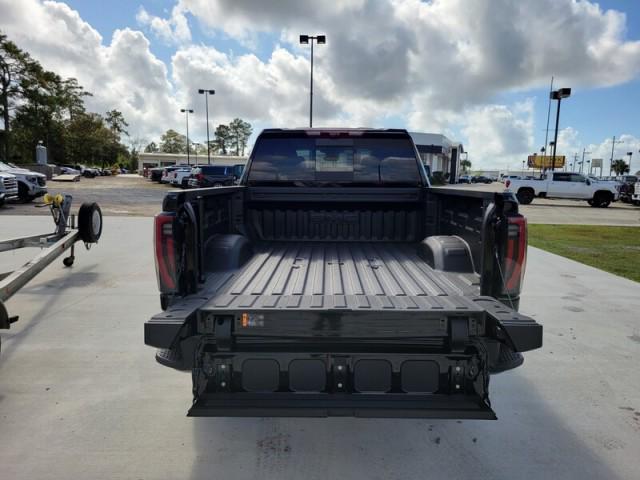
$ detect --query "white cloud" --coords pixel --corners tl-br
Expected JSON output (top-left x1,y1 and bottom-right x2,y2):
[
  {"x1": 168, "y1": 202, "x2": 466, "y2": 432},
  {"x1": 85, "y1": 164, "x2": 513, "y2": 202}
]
[
  {"x1": 461, "y1": 100, "x2": 535, "y2": 169},
  {"x1": 0, "y1": 0, "x2": 639, "y2": 166},
  {"x1": 136, "y1": 5, "x2": 191, "y2": 45},
  {"x1": 0, "y1": 0, "x2": 180, "y2": 141}
]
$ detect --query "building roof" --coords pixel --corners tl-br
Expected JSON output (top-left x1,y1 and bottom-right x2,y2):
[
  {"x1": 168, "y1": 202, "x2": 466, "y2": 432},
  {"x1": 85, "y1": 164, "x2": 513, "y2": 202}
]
[{"x1": 409, "y1": 132, "x2": 464, "y2": 155}]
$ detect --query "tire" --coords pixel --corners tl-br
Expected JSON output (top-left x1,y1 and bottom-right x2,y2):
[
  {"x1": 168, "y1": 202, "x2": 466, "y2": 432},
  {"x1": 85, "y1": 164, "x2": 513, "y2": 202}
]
[
  {"x1": 591, "y1": 191, "x2": 612, "y2": 208},
  {"x1": 78, "y1": 202, "x2": 103, "y2": 243},
  {"x1": 17, "y1": 182, "x2": 35, "y2": 203},
  {"x1": 63, "y1": 256, "x2": 75, "y2": 267},
  {"x1": 516, "y1": 188, "x2": 534, "y2": 205}
]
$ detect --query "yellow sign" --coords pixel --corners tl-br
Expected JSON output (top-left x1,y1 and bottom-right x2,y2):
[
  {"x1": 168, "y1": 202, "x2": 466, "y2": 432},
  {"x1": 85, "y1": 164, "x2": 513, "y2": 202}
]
[{"x1": 527, "y1": 155, "x2": 565, "y2": 168}]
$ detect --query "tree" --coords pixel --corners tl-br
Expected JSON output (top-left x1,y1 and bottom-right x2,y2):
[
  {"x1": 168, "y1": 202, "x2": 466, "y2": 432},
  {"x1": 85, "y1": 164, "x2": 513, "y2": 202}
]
[
  {"x1": 0, "y1": 33, "x2": 34, "y2": 161},
  {"x1": 159, "y1": 129, "x2": 187, "y2": 154},
  {"x1": 228, "y1": 118, "x2": 252, "y2": 156},
  {"x1": 611, "y1": 159, "x2": 630, "y2": 175},
  {"x1": 211, "y1": 124, "x2": 231, "y2": 154},
  {"x1": 144, "y1": 141, "x2": 159, "y2": 153},
  {"x1": 460, "y1": 159, "x2": 471, "y2": 172}
]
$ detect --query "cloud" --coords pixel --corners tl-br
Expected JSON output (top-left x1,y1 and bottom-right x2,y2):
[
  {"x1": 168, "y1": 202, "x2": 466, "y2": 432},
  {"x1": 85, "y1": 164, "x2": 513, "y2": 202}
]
[
  {"x1": 136, "y1": 5, "x2": 191, "y2": 45},
  {"x1": 461, "y1": 100, "x2": 535, "y2": 168},
  {"x1": 1, "y1": 0, "x2": 639, "y2": 166},
  {"x1": 0, "y1": 0, "x2": 180, "y2": 141}
]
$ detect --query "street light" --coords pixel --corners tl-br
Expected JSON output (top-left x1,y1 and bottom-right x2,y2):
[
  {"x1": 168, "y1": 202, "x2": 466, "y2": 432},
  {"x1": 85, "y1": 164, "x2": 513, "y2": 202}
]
[
  {"x1": 627, "y1": 152, "x2": 633, "y2": 174},
  {"x1": 550, "y1": 87, "x2": 571, "y2": 171},
  {"x1": 198, "y1": 89, "x2": 215, "y2": 164},
  {"x1": 180, "y1": 108, "x2": 194, "y2": 165},
  {"x1": 299, "y1": 34, "x2": 326, "y2": 128}
]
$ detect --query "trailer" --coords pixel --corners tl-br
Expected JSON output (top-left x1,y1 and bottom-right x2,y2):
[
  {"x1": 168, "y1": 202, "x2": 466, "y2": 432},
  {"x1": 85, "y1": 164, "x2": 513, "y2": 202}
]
[{"x1": 0, "y1": 194, "x2": 102, "y2": 351}]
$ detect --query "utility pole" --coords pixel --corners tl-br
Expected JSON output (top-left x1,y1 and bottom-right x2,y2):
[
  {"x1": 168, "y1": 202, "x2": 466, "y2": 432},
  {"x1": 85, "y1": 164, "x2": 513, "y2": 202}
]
[
  {"x1": 572, "y1": 152, "x2": 579, "y2": 172},
  {"x1": 609, "y1": 136, "x2": 624, "y2": 175},
  {"x1": 581, "y1": 148, "x2": 591, "y2": 174}
]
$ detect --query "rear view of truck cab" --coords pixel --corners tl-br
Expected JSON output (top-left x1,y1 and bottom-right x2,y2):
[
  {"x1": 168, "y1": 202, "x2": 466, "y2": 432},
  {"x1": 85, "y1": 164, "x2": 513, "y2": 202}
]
[{"x1": 145, "y1": 128, "x2": 542, "y2": 419}]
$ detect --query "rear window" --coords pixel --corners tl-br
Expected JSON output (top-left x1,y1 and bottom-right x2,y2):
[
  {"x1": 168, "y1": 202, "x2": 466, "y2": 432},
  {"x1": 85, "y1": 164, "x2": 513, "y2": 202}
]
[{"x1": 247, "y1": 136, "x2": 422, "y2": 186}]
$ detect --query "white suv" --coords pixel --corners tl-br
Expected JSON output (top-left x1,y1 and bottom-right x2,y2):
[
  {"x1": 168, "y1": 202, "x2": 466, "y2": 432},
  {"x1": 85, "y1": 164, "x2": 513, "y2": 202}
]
[{"x1": 0, "y1": 161, "x2": 47, "y2": 202}]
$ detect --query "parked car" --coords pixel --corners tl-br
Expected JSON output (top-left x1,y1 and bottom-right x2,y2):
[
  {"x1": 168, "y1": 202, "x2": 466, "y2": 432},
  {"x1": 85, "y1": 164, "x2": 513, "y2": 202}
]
[
  {"x1": 149, "y1": 167, "x2": 164, "y2": 182},
  {"x1": 145, "y1": 127, "x2": 542, "y2": 419},
  {"x1": 471, "y1": 175, "x2": 493, "y2": 184},
  {"x1": 458, "y1": 175, "x2": 472, "y2": 184},
  {"x1": 614, "y1": 175, "x2": 638, "y2": 203},
  {"x1": 60, "y1": 164, "x2": 100, "y2": 178},
  {"x1": 506, "y1": 171, "x2": 620, "y2": 207},
  {"x1": 169, "y1": 166, "x2": 194, "y2": 188},
  {"x1": 58, "y1": 165, "x2": 81, "y2": 175},
  {"x1": 0, "y1": 161, "x2": 47, "y2": 202},
  {"x1": 0, "y1": 172, "x2": 19, "y2": 207},
  {"x1": 632, "y1": 181, "x2": 640, "y2": 206},
  {"x1": 187, "y1": 164, "x2": 244, "y2": 188},
  {"x1": 160, "y1": 165, "x2": 188, "y2": 184}
]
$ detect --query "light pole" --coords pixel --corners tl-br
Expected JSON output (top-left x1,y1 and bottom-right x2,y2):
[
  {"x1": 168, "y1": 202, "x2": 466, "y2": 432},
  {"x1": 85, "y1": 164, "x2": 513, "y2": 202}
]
[
  {"x1": 609, "y1": 136, "x2": 624, "y2": 175},
  {"x1": 627, "y1": 152, "x2": 633, "y2": 174},
  {"x1": 180, "y1": 108, "x2": 194, "y2": 165},
  {"x1": 550, "y1": 88, "x2": 571, "y2": 171},
  {"x1": 299, "y1": 34, "x2": 326, "y2": 128},
  {"x1": 580, "y1": 148, "x2": 591, "y2": 174},
  {"x1": 198, "y1": 89, "x2": 215, "y2": 164}
]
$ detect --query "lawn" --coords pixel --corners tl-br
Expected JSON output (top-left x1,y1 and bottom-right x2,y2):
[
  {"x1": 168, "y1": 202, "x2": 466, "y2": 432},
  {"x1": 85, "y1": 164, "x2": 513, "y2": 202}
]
[{"x1": 528, "y1": 224, "x2": 640, "y2": 283}]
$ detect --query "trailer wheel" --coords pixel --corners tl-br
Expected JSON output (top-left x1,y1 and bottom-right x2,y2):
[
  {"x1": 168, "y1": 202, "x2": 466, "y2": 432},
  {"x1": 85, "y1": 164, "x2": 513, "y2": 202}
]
[
  {"x1": 78, "y1": 202, "x2": 103, "y2": 243},
  {"x1": 63, "y1": 256, "x2": 75, "y2": 267}
]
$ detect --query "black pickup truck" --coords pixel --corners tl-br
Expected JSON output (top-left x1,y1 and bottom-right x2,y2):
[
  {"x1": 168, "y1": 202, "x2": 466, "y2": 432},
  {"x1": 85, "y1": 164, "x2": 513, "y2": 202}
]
[{"x1": 145, "y1": 128, "x2": 542, "y2": 419}]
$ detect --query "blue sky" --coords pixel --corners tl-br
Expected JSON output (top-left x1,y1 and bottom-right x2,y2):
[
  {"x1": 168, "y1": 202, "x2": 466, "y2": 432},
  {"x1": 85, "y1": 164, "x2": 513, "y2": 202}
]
[{"x1": 3, "y1": 0, "x2": 640, "y2": 168}]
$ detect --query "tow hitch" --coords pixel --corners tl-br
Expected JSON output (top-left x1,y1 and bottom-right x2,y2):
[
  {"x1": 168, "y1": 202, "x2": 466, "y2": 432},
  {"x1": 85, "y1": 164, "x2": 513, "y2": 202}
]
[{"x1": 0, "y1": 194, "x2": 103, "y2": 351}]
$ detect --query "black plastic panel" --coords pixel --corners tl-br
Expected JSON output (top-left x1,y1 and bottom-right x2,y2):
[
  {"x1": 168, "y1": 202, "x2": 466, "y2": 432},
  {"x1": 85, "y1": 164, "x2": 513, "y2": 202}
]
[
  {"x1": 289, "y1": 359, "x2": 326, "y2": 392},
  {"x1": 354, "y1": 359, "x2": 392, "y2": 393},
  {"x1": 241, "y1": 359, "x2": 280, "y2": 392},
  {"x1": 401, "y1": 360, "x2": 440, "y2": 393}
]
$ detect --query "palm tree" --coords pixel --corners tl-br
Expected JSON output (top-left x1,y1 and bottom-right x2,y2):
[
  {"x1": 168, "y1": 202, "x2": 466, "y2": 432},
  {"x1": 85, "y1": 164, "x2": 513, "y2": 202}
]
[
  {"x1": 460, "y1": 159, "x2": 472, "y2": 172},
  {"x1": 611, "y1": 159, "x2": 630, "y2": 175}
]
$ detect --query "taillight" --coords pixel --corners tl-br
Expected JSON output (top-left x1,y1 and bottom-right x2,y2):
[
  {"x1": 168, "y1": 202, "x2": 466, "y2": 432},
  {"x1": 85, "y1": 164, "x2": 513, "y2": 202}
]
[
  {"x1": 197, "y1": 173, "x2": 204, "y2": 181},
  {"x1": 502, "y1": 215, "x2": 527, "y2": 296},
  {"x1": 505, "y1": 179, "x2": 511, "y2": 188},
  {"x1": 154, "y1": 213, "x2": 177, "y2": 293}
]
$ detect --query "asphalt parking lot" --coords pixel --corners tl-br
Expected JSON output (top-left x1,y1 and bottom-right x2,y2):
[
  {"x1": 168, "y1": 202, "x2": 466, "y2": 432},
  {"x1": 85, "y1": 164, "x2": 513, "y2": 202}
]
[
  {"x1": 1, "y1": 216, "x2": 639, "y2": 480},
  {"x1": 2, "y1": 175, "x2": 639, "y2": 225}
]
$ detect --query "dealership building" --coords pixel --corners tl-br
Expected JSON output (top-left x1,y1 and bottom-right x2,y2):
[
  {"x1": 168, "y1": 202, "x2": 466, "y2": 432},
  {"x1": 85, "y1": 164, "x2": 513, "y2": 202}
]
[
  {"x1": 137, "y1": 152, "x2": 247, "y2": 172},
  {"x1": 409, "y1": 132, "x2": 464, "y2": 183}
]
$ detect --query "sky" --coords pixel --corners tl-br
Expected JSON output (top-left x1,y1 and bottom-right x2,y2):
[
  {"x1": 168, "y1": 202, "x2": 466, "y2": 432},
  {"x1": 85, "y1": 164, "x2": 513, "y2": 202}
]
[{"x1": 1, "y1": 0, "x2": 639, "y2": 171}]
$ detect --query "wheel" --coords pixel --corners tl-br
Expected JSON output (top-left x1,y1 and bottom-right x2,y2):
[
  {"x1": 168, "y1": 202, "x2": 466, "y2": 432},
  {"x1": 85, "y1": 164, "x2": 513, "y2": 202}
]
[
  {"x1": 591, "y1": 192, "x2": 612, "y2": 208},
  {"x1": 63, "y1": 256, "x2": 75, "y2": 267},
  {"x1": 78, "y1": 202, "x2": 103, "y2": 243},
  {"x1": 516, "y1": 188, "x2": 534, "y2": 205},
  {"x1": 633, "y1": 200, "x2": 640, "y2": 206},
  {"x1": 17, "y1": 183, "x2": 35, "y2": 203}
]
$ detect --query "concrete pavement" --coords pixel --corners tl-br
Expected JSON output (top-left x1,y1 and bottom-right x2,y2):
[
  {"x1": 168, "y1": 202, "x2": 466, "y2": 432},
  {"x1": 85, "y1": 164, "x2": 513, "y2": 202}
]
[{"x1": 0, "y1": 216, "x2": 639, "y2": 480}]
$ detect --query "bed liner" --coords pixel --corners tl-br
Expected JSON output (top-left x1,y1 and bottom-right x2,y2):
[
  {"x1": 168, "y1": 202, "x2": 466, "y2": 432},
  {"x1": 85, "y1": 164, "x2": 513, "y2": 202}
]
[{"x1": 201, "y1": 242, "x2": 486, "y2": 312}]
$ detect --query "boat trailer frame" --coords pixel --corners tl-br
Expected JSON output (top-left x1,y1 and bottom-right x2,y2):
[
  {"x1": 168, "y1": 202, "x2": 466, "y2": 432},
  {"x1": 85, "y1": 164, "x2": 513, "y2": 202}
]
[{"x1": 0, "y1": 194, "x2": 102, "y2": 336}]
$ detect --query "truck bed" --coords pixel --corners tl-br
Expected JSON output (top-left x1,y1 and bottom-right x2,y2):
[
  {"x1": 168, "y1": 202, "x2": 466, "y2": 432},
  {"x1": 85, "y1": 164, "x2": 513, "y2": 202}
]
[{"x1": 202, "y1": 242, "x2": 482, "y2": 312}]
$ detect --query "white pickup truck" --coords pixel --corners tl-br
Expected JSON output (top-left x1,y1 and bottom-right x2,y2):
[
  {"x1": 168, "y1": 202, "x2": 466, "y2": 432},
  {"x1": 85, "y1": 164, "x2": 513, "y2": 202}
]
[{"x1": 506, "y1": 172, "x2": 620, "y2": 207}]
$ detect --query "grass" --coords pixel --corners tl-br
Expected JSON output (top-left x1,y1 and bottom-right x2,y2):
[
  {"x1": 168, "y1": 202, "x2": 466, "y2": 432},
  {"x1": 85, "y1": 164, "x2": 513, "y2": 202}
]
[{"x1": 528, "y1": 224, "x2": 640, "y2": 283}]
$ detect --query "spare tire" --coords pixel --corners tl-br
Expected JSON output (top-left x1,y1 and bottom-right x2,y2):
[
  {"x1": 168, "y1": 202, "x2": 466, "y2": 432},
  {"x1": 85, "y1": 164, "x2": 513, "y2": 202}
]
[{"x1": 78, "y1": 202, "x2": 103, "y2": 243}]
